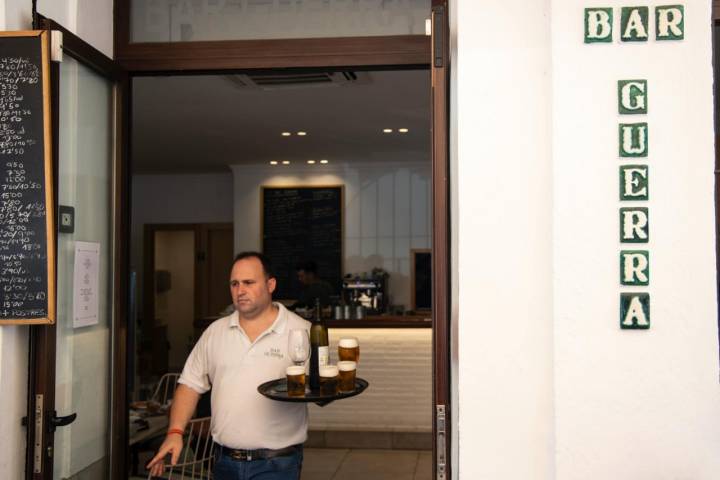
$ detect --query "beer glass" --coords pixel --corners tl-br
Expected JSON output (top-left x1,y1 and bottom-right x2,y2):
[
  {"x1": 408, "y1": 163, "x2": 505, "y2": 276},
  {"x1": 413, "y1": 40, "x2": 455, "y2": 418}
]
[
  {"x1": 288, "y1": 329, "x2": 310, "y2": 366},
  {"x1": 286, "y1": 365, "x2": 306, "y2": 397},
  {"x1": 319, "y1": 365, "x2": 339, "y2": 396},
  {"x1": 338, "y1": 337, "x2": 360, "y2": 363},
  {"x1": 337, "y1": 361, "x2": 357, "y2": 393}
]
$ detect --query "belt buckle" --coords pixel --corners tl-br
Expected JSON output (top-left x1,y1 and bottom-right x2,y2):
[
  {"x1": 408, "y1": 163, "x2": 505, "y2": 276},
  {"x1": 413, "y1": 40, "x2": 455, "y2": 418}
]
[{"x1": 229, "y1": 450, "x2": 251, "y2": 461}]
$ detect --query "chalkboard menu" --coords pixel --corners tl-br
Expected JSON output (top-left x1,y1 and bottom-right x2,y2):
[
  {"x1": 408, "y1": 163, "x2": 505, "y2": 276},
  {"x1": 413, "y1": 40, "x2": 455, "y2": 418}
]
[
  {"x1": 0, "y1": 32, "x2": 55, "y2": 324},
  {"x1": 262, "y1": 186, "x2": 342, "y2": 300}
]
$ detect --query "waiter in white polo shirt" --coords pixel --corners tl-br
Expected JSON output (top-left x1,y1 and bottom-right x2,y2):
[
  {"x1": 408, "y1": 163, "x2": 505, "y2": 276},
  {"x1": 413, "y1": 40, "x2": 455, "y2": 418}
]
[{"x1": 147, "y1": 251, "x2": 311, "y2": 479}]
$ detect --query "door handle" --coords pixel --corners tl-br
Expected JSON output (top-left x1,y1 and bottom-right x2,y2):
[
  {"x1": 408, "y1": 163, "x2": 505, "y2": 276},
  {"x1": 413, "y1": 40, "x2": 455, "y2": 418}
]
[{"x1": 48, "y1": 411, "x2": 77, "y2": 432}]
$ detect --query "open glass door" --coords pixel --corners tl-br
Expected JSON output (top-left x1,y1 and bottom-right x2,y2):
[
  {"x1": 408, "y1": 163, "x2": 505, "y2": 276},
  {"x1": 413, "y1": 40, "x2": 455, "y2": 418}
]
[
  {"x1": 26, "y1": 18, "x2": 128, "y2": 480},
  {"x1": 51, "y1": 52, "x2": 114, "y2": 479},
  {"x1": 431, "y1": 1, "x2": 451, "y2": 479}
]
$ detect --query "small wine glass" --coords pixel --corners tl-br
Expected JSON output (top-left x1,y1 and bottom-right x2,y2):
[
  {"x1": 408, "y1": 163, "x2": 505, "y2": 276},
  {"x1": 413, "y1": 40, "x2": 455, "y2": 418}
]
[{"x1": 288, "y1": 329, "x2": 310, "y2": 366}]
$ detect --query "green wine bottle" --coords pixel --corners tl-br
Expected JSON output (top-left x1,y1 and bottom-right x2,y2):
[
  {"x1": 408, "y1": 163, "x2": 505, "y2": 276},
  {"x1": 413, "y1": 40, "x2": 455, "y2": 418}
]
[{"x1": 309, "y1": 298, "x2": 329, "y2": 391}]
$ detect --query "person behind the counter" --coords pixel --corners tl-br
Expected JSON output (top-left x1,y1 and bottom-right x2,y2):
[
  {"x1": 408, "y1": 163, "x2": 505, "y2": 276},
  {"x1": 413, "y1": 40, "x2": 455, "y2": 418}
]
[{"x1": 290, "y1": 260, "x2": 333, "y2": 310}]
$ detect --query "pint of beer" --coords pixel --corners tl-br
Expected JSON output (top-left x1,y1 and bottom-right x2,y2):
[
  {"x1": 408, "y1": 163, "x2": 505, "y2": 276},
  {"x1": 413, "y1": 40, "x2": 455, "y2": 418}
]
[
  {"x1": 286, "y1": 365, "x2": 306, "y2": 397},
  {"x1": 319, "y1": 365, "x2": 339, "y2": 396},
  {"x1": 337, "y1": 361, "x2": 357, "y2": 393},
  {"x1": 338, "y1": 337, "x2": 360, "y2": 363}
]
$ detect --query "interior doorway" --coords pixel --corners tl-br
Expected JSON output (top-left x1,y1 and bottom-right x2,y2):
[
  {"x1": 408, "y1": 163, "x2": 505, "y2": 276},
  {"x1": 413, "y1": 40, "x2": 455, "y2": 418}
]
[{"x1": 139, "y1": 223, "x2": 233, "y2": 380}]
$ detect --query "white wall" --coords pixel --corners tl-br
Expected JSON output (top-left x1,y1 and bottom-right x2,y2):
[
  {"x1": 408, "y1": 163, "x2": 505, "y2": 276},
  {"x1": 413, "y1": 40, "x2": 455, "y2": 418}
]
[
  {"x1": 37, "y1": 0, "x2": 113, "y2": 58},
  {"x1": 454, "y1": 1, "x2": 720, "y2": 479},
  {"x1": 551, "y1": 1, "x2": 720, "y2": 478},
  {"x1": 455, "y1": 0, "x2": 555, "y2": 478},
  {"x1": 231, "y1": 161, "x2": 431, "y2": 309}
]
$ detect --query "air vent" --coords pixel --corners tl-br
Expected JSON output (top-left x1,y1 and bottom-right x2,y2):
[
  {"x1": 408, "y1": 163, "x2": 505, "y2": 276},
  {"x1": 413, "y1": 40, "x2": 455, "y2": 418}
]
[{"x1": 224, "y1": 71, "x2": 370, "y2": 91}]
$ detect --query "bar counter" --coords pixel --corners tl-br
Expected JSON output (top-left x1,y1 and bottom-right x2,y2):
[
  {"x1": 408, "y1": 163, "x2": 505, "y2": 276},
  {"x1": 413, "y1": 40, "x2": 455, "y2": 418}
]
[
  {"x1": 326, "y1": 314, "x2": 431, "y2": 328},
  {"x1": 195, "y1": 314, "x2": 432, "y2": 331}
]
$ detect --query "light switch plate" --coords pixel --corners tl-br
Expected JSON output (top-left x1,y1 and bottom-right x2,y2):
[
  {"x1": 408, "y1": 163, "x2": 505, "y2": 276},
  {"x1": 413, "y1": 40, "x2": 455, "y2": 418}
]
[{"x1": 59, "y1": 205, "x2": 74, "y2": 234}]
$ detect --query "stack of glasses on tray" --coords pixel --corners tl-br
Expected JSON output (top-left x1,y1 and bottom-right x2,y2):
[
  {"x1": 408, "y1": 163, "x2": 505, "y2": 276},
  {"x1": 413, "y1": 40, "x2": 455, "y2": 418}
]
[{"x1": 286, "y1": 336, "x2": 359, "y2": 397}]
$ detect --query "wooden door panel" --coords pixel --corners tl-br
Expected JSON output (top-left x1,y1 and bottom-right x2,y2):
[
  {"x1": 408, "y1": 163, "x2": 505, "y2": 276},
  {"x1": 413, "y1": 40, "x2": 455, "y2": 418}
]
[{"x1": 205, "y1": 226, "x2": 234, "y2": 317}]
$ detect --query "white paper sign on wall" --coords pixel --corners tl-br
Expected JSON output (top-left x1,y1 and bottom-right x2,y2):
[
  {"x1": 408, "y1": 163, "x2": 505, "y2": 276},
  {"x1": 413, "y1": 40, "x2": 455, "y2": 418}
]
[{"x1": 73, "y1": 241, "x2": 100, "y2": 328}]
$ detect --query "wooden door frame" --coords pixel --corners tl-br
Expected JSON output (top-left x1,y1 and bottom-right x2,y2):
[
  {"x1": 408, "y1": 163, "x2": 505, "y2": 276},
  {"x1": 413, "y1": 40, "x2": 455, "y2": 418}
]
[
  {"x1": 430, "y1": 2, "x2": 451, "y2": 479},
  {"x1": 118, "y1": 2, "x2": 451, "y2": 479},
  {"x1": 114, "y1": 0, "x2": 430, "y2": 71},
  {"x1": 26, "y1": 16, "x2": 130, "y2": 480}
]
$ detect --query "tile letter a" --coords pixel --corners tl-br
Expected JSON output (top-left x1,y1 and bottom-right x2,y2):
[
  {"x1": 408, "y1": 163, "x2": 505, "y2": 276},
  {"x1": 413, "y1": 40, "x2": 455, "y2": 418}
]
[{"x1": 620, "y1": 293, "x2": 650, "y2": 329}]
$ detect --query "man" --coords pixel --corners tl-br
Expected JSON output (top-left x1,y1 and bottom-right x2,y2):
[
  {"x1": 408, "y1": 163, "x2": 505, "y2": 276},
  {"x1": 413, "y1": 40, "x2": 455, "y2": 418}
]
[
  {"x1": 147, "y1": 252, "x2": 310, "y2": 479},
  {"x1": 291, "y1": 260, "x2": 334, "y2": 310}
]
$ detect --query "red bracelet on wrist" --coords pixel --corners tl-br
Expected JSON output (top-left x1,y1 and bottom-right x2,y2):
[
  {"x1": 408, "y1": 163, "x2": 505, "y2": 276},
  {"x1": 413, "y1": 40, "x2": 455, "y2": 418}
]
[{"x1": 167, "y1": 428, "x2": 184, "y2": 436}]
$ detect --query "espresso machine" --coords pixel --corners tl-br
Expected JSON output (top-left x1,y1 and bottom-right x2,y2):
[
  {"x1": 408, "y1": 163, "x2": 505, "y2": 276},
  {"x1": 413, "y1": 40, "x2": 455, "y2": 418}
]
[{"x1": 340, "y1": 269, "x2": 388, "y2": 317}]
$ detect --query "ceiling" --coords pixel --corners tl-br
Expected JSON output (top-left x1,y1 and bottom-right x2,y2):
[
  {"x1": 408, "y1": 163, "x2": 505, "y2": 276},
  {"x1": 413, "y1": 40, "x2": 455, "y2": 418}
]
[{"x1": 131, "y1": 69, "x2": 431, "y2": 174}]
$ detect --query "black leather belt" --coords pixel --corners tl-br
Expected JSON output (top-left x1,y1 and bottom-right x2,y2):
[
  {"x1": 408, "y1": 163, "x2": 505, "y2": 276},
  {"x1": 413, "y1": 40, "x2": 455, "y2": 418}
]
[{"x1": 215, "y1": 442, "x2": 301, "y2": 462}]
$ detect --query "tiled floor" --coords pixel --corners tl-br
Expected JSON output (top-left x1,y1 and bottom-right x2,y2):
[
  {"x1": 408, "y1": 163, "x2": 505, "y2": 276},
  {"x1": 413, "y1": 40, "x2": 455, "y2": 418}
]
[{"x1": 301, "y1": 448, "x2": 432, "y2": 480}]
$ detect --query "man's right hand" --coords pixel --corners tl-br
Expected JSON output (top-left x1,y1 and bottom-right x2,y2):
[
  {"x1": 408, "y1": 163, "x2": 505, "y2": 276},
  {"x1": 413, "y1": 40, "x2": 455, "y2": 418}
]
[{"x1": 146, "y1": 434, "x2": 183, "y2": 478}]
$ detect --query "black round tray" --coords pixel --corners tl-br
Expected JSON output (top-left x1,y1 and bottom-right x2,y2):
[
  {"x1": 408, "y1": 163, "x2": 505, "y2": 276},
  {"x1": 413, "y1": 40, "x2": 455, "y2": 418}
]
[{"x1": 257, "y1": 377, "x2": 368, "y2": 403}]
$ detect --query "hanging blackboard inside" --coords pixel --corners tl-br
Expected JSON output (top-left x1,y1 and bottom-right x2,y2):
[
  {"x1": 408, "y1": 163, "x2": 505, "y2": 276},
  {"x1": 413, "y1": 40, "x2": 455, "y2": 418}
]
[
  {"x1": 0, "y1": 31, "x2": 55, "y2": 324},
  {"x1": 411, "y1": 249, "x2": 432, "y2": 312},
  {"x1": 262, "y1": 186, "x2": 342, "y2": 300}
]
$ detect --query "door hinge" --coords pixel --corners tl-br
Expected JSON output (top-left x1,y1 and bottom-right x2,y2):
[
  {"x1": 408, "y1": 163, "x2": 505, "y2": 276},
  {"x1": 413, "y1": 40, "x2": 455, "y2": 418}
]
[
  {"x1": 33, "y1": 394, "x2": 43, "y2": 474},
  {"x1": 436, "y1": 404, "x2": 446, "y2": 480},
  {"x1": 50, "y1": 30, "x2": 63, "y2": 62}
]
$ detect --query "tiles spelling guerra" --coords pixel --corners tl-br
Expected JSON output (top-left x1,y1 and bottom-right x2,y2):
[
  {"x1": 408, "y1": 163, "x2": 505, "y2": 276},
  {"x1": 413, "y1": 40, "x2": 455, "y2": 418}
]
[{"x1": 583, "y1": 5, "x2": 685, "y2": 329}]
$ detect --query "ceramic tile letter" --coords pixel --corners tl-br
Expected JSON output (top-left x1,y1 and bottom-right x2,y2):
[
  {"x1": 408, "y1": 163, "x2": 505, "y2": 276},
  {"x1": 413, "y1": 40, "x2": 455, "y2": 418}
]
[
  {"x1": 620, "y1": 7, "x2": 649, "y2": 42},
  {"x1": 620, "y1": 250, "x2": 649, "y2": 286},
  {"x1": 619, "y1": 123, "x2": 648, "y2": 157},
  {"x1": 619, "y1": 165, "x2": 649, "y2": 201},
  {"x1": 655, "y1": 5, "x2": 684, "y2": 41},
  {"x1": 618, "y1": 80, "x2": 647, "y2": 114},
  {"x1": 620, "y1": 207, "x2": 649, "y2": 243},
  {"x1": 585, "y1": 8, "x2": 613, "y2": 43},
  {"x1": 620, "y1": 293, "x2": 650, "y2": 329}
]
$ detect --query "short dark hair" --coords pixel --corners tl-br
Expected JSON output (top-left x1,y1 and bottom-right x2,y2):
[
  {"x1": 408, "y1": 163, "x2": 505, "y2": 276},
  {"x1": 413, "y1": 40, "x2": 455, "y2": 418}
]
[
  {"x1": 233, "y1": 251, "x2": 274, "y2": 278},
  {"x1": 295, "y1": 260, "x2": 318, "y2": 275}
]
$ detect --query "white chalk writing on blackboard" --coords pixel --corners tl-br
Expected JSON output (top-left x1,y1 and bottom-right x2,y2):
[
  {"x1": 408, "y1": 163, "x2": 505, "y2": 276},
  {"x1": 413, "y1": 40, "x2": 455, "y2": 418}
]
[{"x1": 0, "y1": 50, "x2": 49, "y2": 319}]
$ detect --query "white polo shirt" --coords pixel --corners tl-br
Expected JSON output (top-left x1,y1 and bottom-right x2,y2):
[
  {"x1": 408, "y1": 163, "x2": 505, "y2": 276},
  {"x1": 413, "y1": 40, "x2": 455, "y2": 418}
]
[{"x1": 178, "y1": 303, "x2": 311, "y2": 449}]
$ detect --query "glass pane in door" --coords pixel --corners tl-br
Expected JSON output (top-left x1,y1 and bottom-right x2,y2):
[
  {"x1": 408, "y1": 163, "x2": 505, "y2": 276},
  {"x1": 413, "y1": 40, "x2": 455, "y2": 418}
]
[
  {"x1": 52, "y1": 56, "x2": 114, "y2": 479},
  {"x1": 130, "y1": 0, "x2": 431, "y2": 42}
]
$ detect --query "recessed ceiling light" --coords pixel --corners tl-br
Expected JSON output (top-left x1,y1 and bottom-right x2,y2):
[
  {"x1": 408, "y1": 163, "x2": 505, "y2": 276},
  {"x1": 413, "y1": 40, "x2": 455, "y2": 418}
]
[
  {"x1": 307, "y1": 160, "x2": 316, "y2": 164},
  {"x1": 270, "y1": 161, "x2": 278, "y2": 165},
  {"x1": 297, "y1": 131, "x2": 307, "y2": 136},
  {"x1": 281, "y1": 132, "x2": 291, "y2": 137},
  {"x1": 383, "y1": 128, "x2": 393, "y2": 133},
  {"x1": 282, "y1": 160, "x2": 290, "y2": 165},
  {"x1": 398, "y1": 128, "x2": 409, "y2": 133},
  {"x1": 320, "y1": 159, "x2": 329, "y2": 164}
]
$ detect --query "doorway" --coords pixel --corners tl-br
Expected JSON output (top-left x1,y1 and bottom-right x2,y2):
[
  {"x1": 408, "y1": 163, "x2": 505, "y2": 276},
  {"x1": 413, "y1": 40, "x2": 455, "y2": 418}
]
[
  {"x1": 25, "y1": 2, "x2": 450, "y2": 479},
  {"x1": 128, "y1": 67, "x2": 434, "y2": 479},
  {"x1": 118, "y1": 0, "x2": 451, "y2": 476},
  {"x1": 139, "y1": 223, "x2": 234, "y2": 379}
]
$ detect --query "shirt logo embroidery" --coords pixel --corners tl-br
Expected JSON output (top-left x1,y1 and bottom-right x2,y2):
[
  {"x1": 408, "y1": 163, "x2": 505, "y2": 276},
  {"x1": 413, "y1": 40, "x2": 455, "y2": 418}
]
[{"x1": 264, "y1": 347, "x2": 284, "y2": 360}]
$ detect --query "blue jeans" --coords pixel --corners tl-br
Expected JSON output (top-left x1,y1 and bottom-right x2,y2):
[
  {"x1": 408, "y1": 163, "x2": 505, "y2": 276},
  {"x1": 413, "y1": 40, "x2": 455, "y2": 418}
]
[{"x1": 213, "y1": 445, "x2": 303, "y2": 480}]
